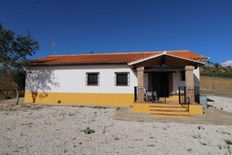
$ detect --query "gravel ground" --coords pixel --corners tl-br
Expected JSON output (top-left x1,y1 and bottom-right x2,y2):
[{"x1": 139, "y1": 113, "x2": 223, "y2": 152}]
[
  {"x1": 207, "y1": 95, "x2": 232, "y2": 113},
  {"x1": 0, "y1": 98, "x2": 232, "y2": 155}
]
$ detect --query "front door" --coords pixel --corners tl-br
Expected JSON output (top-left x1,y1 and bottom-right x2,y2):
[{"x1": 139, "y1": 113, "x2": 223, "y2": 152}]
[{"x1": 150, "y1": 72, "x2": 169, "y2": 97}]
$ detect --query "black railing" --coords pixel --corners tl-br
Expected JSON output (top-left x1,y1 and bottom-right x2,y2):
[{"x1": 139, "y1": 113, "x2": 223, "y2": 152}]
[
  {"x1": 134, "y1": 86, "x2": 200, "y2": 105},
  {"x1": 134, "y1": 86, "x2": 168, "y2": 103},
  {"x1": 178, "y1": 86, "x2": 200, "y2": 104},
  {"x1": 134, "y1": 86, "x2": 137, "y2": 102},
  {"x1": 178, "y1": 86, "x2": 186, "y2": 104},
  {"x1": 194, "y1": 87, "x2": 200, "y2": 104}
]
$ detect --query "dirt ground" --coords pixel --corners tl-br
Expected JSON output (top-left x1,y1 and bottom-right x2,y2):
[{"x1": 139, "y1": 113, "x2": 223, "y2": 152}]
[
  {"x1": 114, "y1": 106, "x2": 232, "y2": 125},
  {"x1": 0, "y1": 97, "x2": 232, "y2": 155}
]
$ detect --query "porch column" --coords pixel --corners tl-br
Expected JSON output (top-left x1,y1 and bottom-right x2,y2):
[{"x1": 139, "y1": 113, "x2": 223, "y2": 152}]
[
  {"x1": 185, "y1": 65, "x2": 195, "y2": 104},
  {"x1": 137, "y1": 67, "x2": 145, "y2": 102}
]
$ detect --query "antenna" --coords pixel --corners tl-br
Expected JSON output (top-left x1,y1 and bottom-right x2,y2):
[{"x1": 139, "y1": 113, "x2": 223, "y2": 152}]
[
  {"x1": 49, "y1": 41, "x2": 56, "y2": 55},
  {"x1": 90, "y1": 51, "x2": 93, "y2": 54}
]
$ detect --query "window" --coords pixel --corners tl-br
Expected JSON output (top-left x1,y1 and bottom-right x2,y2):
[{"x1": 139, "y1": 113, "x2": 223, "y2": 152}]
[
  {"x1": 180, "y1": 71, "x2": 185, "y2": 81},
  {"x1": 115, "y1": 72, "x2": 129, "y2": 86},
  {"x1": 86, "y1": 72, "x2": 99, "y2": 86}
]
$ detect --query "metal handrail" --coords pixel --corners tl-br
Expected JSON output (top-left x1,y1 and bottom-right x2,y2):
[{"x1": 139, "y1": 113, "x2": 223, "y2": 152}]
[
  {"x1": 178, "y1": 86, "x2": 188, "y2": 110},
  {"x1": 178, "y1": 86, "x2": 200, "y2": 111}
]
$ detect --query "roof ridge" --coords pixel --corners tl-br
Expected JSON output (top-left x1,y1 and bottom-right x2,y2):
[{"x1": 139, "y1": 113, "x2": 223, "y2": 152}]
[
  {"x1": 48, "y1": 50, "x2": 190, "y2": 57},
  {"x1": 30, "y1": 50, "x2": 206, "y2": 66}
]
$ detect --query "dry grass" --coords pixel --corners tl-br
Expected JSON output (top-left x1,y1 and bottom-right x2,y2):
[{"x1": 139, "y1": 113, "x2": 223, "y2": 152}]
[
  {"x1": 201, "y1": 76, "x2": 232, "y2": 96},
  {"x1": 0, "y1": 98, "x2": 44, "y2": 112}
]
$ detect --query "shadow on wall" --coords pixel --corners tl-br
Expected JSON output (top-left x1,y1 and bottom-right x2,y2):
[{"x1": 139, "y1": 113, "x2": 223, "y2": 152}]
[
  {"x1": 194, "y1": 74, "x2": 200, "y2": 87},
  {"x1": 26, "y1": 69, "x2": 59, "y2": 103}
]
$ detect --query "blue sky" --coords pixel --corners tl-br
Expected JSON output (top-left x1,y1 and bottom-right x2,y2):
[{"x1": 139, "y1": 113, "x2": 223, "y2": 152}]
[{"x1": 1, "y1": 0, "x2": 232, "y2": 63}]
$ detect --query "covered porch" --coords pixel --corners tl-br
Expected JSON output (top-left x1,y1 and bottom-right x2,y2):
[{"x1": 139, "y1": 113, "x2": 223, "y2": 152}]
[
  {"x1": 130, "y1": 52, "x2": 203, "y2": 105},
  {"x1": 134, "y1": 68, "x2": 200, "y2": 104}
]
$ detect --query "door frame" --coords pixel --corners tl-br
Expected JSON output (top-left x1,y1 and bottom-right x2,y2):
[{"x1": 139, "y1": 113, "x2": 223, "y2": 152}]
[{"x1": 148, "y1": 72, "x2": 170, "y2": 97}]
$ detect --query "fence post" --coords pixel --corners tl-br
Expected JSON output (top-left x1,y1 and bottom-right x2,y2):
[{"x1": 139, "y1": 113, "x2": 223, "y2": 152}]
[{"x1": 134, "y1": 86, "x2": 137, "y2": 102}]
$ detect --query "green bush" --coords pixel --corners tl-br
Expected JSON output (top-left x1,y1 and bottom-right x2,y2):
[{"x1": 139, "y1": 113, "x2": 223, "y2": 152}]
[
  {"x1": 225, "y1": 139, "x2": 232, "y2": 145},
  {"x1": 201, "y1": 65, "x2": 232, "y2": 78},
  {"x1": 82, "y1": 127, "x2": 95, "y2": 135}
]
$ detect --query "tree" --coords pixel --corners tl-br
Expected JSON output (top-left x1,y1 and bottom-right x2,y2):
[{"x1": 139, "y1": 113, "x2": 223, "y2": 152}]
[
  {"x1": 214, "y1": 63, "x2": 221, "y2": 68},
  {"x1": 0, "y1": 23, "x2": 39, "y2": 104}
]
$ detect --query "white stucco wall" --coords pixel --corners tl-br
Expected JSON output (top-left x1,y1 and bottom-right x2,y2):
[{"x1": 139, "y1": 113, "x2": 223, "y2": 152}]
[
  {"x1": 26, "y1": 64, "x2": 200, "y2": 95},
  {"x1": 26, "y1": 65, "x2": 137, "y2": 94},
  {"x1": 172, "y1": 67, "x2": 200, "y2": 93},
  {"x1": 193, "y1": 67, "x2": 200, "y2": 87},
  {"x1": 172, "y1": 71, "x2": 185, "y2": 93}
]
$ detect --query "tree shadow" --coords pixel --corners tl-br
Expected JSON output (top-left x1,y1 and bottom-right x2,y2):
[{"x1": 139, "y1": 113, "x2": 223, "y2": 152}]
[
  {"x1": 194, "y1": 74, "x2": 200, "y2": 88},
  {"x1": 26, "y1": 69, "x2": 59, "y2": 103}
]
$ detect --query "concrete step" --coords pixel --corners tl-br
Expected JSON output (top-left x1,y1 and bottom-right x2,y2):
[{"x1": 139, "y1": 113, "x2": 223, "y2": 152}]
[
  {"x1": 148, "y1": 103, "x2": 190, "y2": 118},
  {"x1": 150, "y1": 113, "x2": 191, "y2": 118},
  {"x1": 149, "y1": 106, "x2": 188, "y2": 110},
  {"x1": 149, "y1": 104, "x2": 187, "y2": 108},
  {"x1": 150, "y1": 112, "x2": 191, "y2": 118},
  {"x1": 149, "y1": 110, "x2": 190, "y2": 115},
  {"x1": 149, "y1": 108, "x2": 188, "y2": 112}
]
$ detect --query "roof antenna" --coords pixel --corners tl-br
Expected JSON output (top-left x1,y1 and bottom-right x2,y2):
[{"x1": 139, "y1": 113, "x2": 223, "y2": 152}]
[{"x1": 49, "y1": 41, "x2": 56, "y2": 55}]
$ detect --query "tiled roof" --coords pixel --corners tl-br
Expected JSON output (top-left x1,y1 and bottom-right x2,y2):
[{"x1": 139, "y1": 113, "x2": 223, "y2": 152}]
[{"x1": 30, "y1": 50, "x2": 206, "y2": 66}]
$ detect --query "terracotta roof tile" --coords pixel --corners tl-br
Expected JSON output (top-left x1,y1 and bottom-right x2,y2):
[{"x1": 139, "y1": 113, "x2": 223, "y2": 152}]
[{"x1": 30, "y1": 50, "x2": 206, "y2": 66}]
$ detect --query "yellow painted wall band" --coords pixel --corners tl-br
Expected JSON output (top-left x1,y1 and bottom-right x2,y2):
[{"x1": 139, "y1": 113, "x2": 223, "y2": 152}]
[{"x1": 24, "y1": 92, "x2": 134, "y2": 106}]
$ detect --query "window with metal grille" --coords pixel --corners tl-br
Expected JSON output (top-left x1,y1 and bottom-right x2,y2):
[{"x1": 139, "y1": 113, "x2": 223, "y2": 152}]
[
  {"x1": 86, "y1": 72, "x2": 99, "y2": 86},
  {"x1": 115, "y1": 72, "x2": 129, "y2": 86}
]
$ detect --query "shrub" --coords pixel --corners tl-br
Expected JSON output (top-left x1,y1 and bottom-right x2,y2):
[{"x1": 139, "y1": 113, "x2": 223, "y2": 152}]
[
  {"x1": 82, "y1": 127, "x2": 95, "y2": 135},
  {"x1": 225, "y1": 139, "x2": 232, "y2": 145},
  {"x1": 201, "y1": 65, "x2": 232, "y2": 78}
]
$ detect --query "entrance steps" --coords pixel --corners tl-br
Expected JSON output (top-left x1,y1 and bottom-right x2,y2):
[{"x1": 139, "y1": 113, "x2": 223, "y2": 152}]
[{"x1": 149, "y1": 104, "x2": 191, "y2": 118}]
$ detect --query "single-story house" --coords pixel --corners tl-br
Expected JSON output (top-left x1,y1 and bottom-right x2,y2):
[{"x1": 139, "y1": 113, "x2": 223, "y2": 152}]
[{"x1": 24, "y1": 50, "x2": 207, "y2": 116}]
